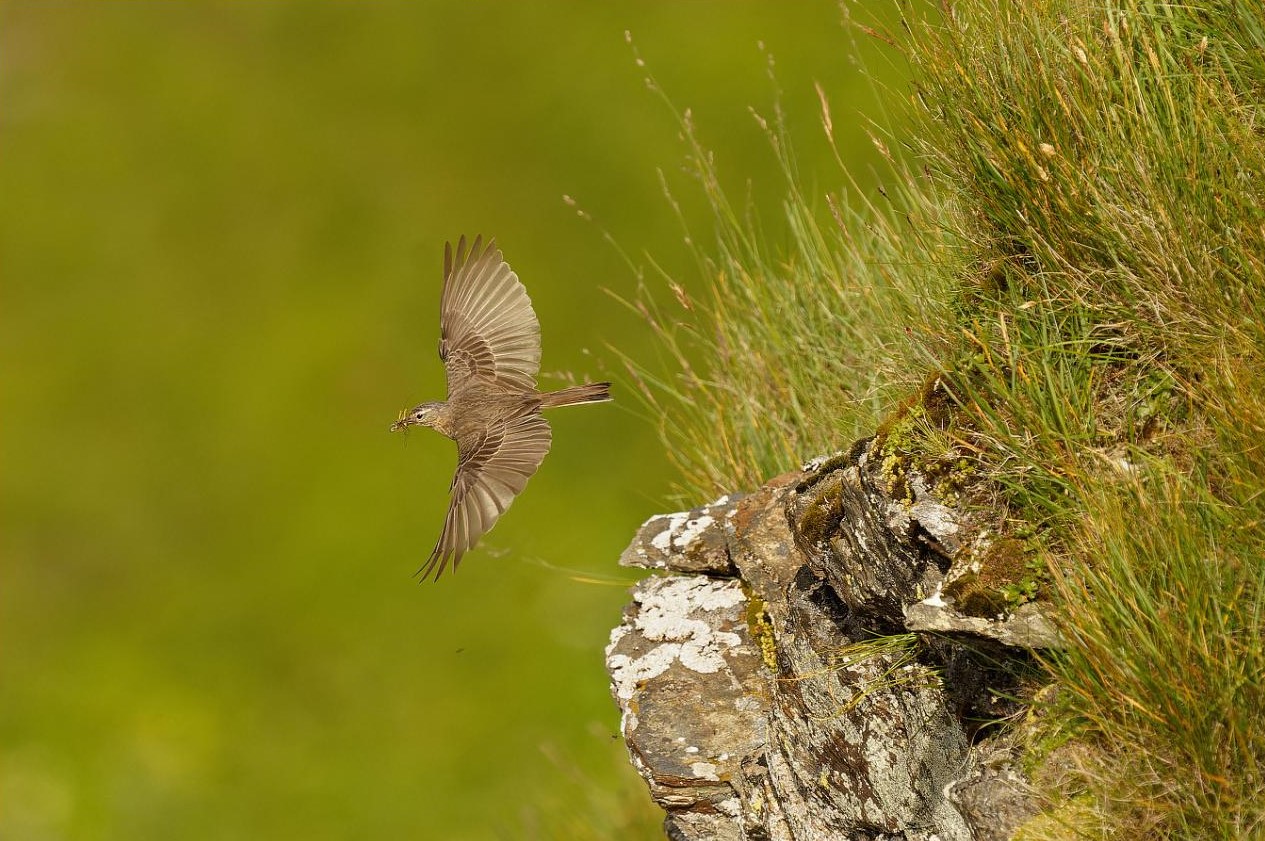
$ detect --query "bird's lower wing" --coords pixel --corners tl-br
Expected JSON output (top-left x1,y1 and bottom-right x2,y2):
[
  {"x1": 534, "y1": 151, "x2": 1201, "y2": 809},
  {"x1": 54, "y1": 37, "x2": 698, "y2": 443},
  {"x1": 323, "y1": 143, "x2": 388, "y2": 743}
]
[{"x1": 418, "y1": 413, "x2": 552, "y2": 581}]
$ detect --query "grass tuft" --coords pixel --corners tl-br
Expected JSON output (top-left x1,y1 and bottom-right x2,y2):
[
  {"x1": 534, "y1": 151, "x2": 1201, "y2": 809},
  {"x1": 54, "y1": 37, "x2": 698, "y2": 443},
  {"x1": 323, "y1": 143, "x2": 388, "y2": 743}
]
[
  {"x1": 611, "y1": 32, "x2": 954, "y2": 500},
  {"x1": 629, "y1": 0, "x2": 1265, "y2": 835}
]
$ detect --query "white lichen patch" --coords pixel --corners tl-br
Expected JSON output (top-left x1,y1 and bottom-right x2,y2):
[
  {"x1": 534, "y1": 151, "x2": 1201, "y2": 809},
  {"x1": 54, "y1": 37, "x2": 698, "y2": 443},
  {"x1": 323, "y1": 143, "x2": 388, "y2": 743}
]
[
  {"x1": 679, "y1": 633, "x2": 738, "y2": 673},
  {"x1": 690, "y1": 762, "x2": 720, "y2": 781},
  {"x1": 647, "y1": 576, "x2": 745, "y2": 613},
  {"x1": 606, "y1": 577, "x2": 747, "y2": 701},
  {"x1": 677, "y1": 514, "x2": 714, "y2": 548},
  {"x1": 646, "y1": 510, "x2": 718, "y2": 554},
  {"x1": 650, "y1": 512, "x2": 689, "y2": 553},
  {"x1": 608, "y1": 643, "x2": 682, "y2": 701}
]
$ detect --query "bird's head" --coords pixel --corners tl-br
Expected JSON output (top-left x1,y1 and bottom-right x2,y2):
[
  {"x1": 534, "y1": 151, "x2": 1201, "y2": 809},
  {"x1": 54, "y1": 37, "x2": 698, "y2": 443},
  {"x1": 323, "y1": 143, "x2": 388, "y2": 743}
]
[{"x1": 391, "y1": 401, "x2": 443, "y2": 432}]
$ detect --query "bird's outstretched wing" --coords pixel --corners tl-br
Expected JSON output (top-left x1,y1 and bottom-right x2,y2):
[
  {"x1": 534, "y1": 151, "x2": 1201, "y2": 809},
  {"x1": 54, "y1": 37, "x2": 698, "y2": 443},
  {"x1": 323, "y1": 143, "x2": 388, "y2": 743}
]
[
  {"x1": 418, "y1": 413, "x2": 552, "y2": 580},
  {"x1": 439, "y1": 235, "x2": 541, "y2": 393}
]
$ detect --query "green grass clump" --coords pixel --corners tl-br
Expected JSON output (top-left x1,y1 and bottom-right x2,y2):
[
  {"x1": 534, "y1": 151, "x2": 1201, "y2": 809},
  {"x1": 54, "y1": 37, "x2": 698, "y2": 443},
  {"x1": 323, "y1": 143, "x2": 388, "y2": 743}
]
[
  {"x1": 632, "y1": 0, "x2": 1265, "y2": 836},
  {"x1": 615, "y1": 54, "x2": 953, "y2": 500}
]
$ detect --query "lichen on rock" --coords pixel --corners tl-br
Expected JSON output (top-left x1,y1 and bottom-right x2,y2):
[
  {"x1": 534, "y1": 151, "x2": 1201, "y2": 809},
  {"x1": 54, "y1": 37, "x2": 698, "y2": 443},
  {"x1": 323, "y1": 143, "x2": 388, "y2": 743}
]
[{"x1": 607, "y1": 443, "x2": 1057, "y2": 839}]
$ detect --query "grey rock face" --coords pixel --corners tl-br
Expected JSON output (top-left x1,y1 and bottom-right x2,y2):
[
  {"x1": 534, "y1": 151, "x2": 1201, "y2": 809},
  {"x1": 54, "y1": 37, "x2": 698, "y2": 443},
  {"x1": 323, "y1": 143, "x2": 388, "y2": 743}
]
[
  {"x1": 789, "y1": 446, "x2": 949, "y2": 631},
  {"x1": 608, "y1": 446, "x2": 1052, "y2": 840},
  {"x1": 606, "y1": 574, "x2": 766, "y2": 822},
  {"x1": 619, "y1": 495, "x2": 741, "y2": 575},
  {"x1": 947, "y1": 739, "x2": 1041, "y2": 841},
  {"x1": 904, "y1": 599, "x2": 1063, "y2": 649}
]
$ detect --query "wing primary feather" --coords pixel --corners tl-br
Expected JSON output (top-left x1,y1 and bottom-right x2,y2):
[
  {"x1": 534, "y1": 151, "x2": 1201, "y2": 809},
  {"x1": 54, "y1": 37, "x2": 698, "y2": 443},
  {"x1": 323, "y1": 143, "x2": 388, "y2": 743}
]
[{"x1": 438, "y1": 235, "x2": 541, "y2": 390}]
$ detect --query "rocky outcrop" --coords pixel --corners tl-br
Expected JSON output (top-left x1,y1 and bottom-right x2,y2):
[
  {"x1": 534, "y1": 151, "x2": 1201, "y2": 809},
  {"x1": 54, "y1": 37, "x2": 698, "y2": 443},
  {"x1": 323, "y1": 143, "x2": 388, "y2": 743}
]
[{"x1": 606, "y1": 439, "x2": 1057, "y2": 840}]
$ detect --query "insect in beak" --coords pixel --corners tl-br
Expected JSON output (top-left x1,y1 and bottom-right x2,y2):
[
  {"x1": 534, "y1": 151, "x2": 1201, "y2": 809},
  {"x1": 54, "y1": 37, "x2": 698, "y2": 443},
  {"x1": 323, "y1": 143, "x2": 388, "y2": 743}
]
[{"x1": 390, "y1": 411, "x2": 409, "y2": 432}]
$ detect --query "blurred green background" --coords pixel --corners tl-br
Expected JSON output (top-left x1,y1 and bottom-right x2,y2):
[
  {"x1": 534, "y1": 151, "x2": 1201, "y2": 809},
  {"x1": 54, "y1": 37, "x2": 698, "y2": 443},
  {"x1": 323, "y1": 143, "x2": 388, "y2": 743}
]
[{"x1": 0, "y1": 3, "x2": 899, "y2": 838}]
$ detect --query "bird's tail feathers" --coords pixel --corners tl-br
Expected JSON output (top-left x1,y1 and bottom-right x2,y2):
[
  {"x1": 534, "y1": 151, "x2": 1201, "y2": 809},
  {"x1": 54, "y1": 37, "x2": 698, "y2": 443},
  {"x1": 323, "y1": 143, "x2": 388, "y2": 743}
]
[{"x1": 539, "y1": 382, "x2": 612, "y2": 408}]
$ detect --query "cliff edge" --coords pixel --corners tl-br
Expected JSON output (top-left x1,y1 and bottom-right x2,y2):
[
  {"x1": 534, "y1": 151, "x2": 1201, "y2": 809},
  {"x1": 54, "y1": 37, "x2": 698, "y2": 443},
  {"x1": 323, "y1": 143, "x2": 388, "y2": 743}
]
[{"x1": 607, "y1": 437, "x2": 1061, "y2": 840}]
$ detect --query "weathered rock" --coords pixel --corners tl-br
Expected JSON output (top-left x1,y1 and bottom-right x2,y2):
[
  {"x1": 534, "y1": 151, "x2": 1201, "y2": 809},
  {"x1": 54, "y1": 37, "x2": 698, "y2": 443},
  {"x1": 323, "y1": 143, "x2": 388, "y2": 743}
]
[
  {"x1": 946, "y1": 735, "x2": 1041, "y2": 841},
  {"x1": 789, "y1": 445, "x2": 948, "y2": 632},
  {"x1": 901, "y1": 524, "x2": 1063, "y2": 648},
  {"x1": 606, "y1": 574, "x2": 767, "y2": 824},
  {"x1": 608, "y1": 443, "x2": 1055, "y2": 839},
  {"x1": 905, "y1": 596, "x2": 1063, "y2": 649},
  {"x1": 760, "y1": 582, "x2": 972, "y2": 840},
  {"x1": 793, "y1": 446, "x2": 1062, "y2": 650},
  {"x1": 620, "y1": 495, "x2": 741, "y2": 575}
]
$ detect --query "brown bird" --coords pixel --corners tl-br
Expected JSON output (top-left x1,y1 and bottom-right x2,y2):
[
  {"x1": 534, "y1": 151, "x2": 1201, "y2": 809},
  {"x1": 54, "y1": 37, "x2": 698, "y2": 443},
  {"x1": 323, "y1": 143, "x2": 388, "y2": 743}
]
[{"x1": 392, "y1": 236, "x2": 611, "y2": 580}]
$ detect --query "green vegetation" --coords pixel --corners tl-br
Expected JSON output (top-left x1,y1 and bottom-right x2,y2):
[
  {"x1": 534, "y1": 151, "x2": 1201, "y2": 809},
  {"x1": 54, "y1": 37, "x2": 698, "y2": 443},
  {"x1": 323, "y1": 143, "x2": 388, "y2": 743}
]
[
  {"x1": 618, "y1": 37, "x2": 943, "y2": 501},
  {"x1": 634, "y1": 0, "x2": 1265, "y2": 836},
  {"x1": 817, "y1": 633, "x2": 926, "y2": 720}
]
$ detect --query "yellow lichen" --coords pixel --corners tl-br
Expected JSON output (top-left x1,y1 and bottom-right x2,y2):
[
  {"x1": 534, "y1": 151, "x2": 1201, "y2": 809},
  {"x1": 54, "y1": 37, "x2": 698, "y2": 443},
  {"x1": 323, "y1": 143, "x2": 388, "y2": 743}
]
[{"x1": 743, "y1": 586, "x2": 779, "y2": 672}]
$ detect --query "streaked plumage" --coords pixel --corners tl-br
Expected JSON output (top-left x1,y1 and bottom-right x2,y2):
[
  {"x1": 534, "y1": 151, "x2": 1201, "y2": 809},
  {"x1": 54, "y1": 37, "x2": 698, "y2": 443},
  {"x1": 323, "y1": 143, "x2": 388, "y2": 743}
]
[{"x1": 392, "y1": 236, "x2": 611, "y2": 580}]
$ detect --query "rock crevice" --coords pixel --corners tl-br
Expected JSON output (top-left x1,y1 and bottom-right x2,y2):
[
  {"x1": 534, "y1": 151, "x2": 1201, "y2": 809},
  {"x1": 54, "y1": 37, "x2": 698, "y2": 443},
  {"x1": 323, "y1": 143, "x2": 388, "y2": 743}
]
[{"x1": 607, "y1": 442, "x2": 1055, "y2": 840}]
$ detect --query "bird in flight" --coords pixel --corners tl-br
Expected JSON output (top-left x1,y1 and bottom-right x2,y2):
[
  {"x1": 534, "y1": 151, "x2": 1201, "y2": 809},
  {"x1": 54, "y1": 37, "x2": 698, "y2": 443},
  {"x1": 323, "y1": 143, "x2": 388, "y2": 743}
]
[{"x1": 392, "y1": 236, "x2": 611, "y2": 580}]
